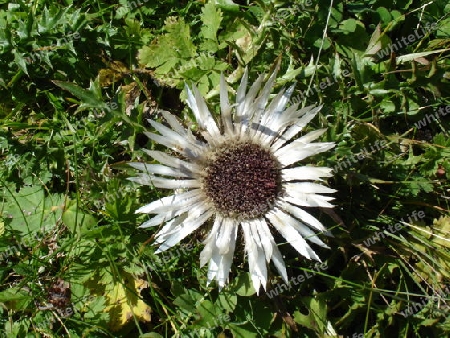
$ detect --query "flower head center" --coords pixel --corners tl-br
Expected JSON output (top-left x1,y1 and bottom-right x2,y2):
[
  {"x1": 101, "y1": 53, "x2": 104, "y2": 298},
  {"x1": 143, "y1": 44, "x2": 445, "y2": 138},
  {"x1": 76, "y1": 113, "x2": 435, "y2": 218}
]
[{"x1": 202, "y1": 142, "x2": 282, "y2": 220}]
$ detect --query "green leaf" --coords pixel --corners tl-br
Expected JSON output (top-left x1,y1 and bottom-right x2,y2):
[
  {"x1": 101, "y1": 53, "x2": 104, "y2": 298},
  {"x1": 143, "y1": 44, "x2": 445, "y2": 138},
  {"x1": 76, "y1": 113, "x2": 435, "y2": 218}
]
[
  {"x1": 376, "y1": 7, "x2": 392, "y2": 24},
  {"x1": 0, "y1": 24, "x2": 12, "y2": 53},
  {"x1": 13, "y1": 52, "x2": 28, "y2": 75},
  {"x1": 293, "y1": 295, "x2": 332, "y2": 335},
  {"x1": 215, "y1": 0, "x2": 240, "y2": 12},
  {"x1": 328, "y1": 4, "x2": 343, "y2": 28},
  {"x1": 0, "y1": 287, "x2": 32, "y2": 310},
  {"x1": 165, "y1": 17, "x2": 196, "y2": 58},
  {"x1": 138, "y1": 16, "x2": 196, "y2": 70},
  {"x1": 173, "y1": 288, "x2": 203, "y2": 314},
  {"x1": 227, "y1": 322, "x2": 258, "y2": 338},
  {"x1": 1, "y1": 185, "x2": 64, "y2": 239},
  {"x1": 230, "y1": 272, "x2": 256, "y2": 296},
  {"x1": 339, "y1": 19, "x2": 358, "y2": 33},
  {"x1": 314, "y1": 37, "x2": 331, "y2": 50},
  {"x1": 62, "y1": 199, "x2": 97, "y2": 235},
  {"x1": 200, "y1": 2, "x2": 223, "y2": 52},
  {"x1": 407, "y1": 180, "x2": 434, "y2": 196},
  {"x1": 140, "y1": 334, "x2": 164, "y2": 338},
  {"x1": 216, "y1": 293, "x2": 237, "y2": 312},
  {"x1": 4, "y1": 318, "x2": 30, "y2": 337},
  {"x1": 436, "y1": 17, "x2": 450, "y2": 38},
  {"x1": 195, "y1": 299, "x2": 217, "y2": 327},
  {"x1": 138, "y1": 44, "x2": 178, "y2": 69},
  {"x1": 83, "y1": 295, "x2": 108, "y2": 321},
  {"x1": 53, "y1": 80, "x2": 108, "y2": 111}
]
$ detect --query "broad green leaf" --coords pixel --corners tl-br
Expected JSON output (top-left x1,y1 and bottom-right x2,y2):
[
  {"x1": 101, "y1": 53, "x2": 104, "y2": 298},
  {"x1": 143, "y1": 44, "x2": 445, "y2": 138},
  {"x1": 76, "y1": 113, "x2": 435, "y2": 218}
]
[
  {"x1": 436, "y1": 17, "x2": 450, "y2": 38},
  {"x1": 314, "y1": 37, "x2": 331, "y2": 50},
  {"x1": 376, "y1": 7, "x2": 392, "y2": 24},
  {"x1": 227, "y1": 323, "x2": 258, "y2": 338},
  {"x1": 0, "y1": 287, "x2": 32, "y2": 310},
  {"x1": 62, "y1": 199, "x2": 97, "y2": 235},
  {"x1": 339, "y1": 19, "x2": 358, "y2": 33},
  {"x1": 328, "y1": 4, "x2": 344, "y2": 28},
  {"x1": 140, "y1": 334, "x2": 164, "y2": 338},
  {"x1": 195, "y1": 299, "x2": 218, "y2": 327},
  {"x1": 82, "y1": 295, "x2": 108, "y2": 322},
  {"x1": 216, "y1": 293, "x2": 237, "y2": 313},
  {"x1": 231, "y1": 272, "x2": 256, "y2": 296},
  {"x1": 2, "y1": 185, "x2": 64, "y2": 239},
  {"x1": 173, "y1": 288, "x2": 203, "y2": 314}
]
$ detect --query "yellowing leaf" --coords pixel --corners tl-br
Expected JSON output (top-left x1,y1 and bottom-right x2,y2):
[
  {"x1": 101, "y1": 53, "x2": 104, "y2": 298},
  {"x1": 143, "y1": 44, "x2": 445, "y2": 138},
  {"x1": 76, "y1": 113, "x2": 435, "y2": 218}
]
[
  {"x1": 405, "y1": 216, "x2": 450, "y2": 285},
  {"x1": 103, "y1": 272, "x2": 152, "y2": 332},
  {"x1": 98, "y1": 61, "x2": 129, "y2": 87},
  {"x1": 364, "y1": 23, "x2": 391, "y2": 57},
  {"x1": 431, "y1": 216, "x2": 450, "y2": 248}
]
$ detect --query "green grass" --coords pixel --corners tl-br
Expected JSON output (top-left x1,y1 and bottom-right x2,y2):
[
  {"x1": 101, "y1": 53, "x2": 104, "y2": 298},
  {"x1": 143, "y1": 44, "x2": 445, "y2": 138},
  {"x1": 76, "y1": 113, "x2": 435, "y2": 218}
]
[{"x1": 0, "y1": 0, "x2": 449, "y2": 337}]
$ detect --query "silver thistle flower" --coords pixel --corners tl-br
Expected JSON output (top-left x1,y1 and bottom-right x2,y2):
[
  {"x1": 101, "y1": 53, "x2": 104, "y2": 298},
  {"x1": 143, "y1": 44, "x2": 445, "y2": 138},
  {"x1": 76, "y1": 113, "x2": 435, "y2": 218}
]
[{"x1": 129, "y1": 63, "x2": 336, "y2": 293}]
